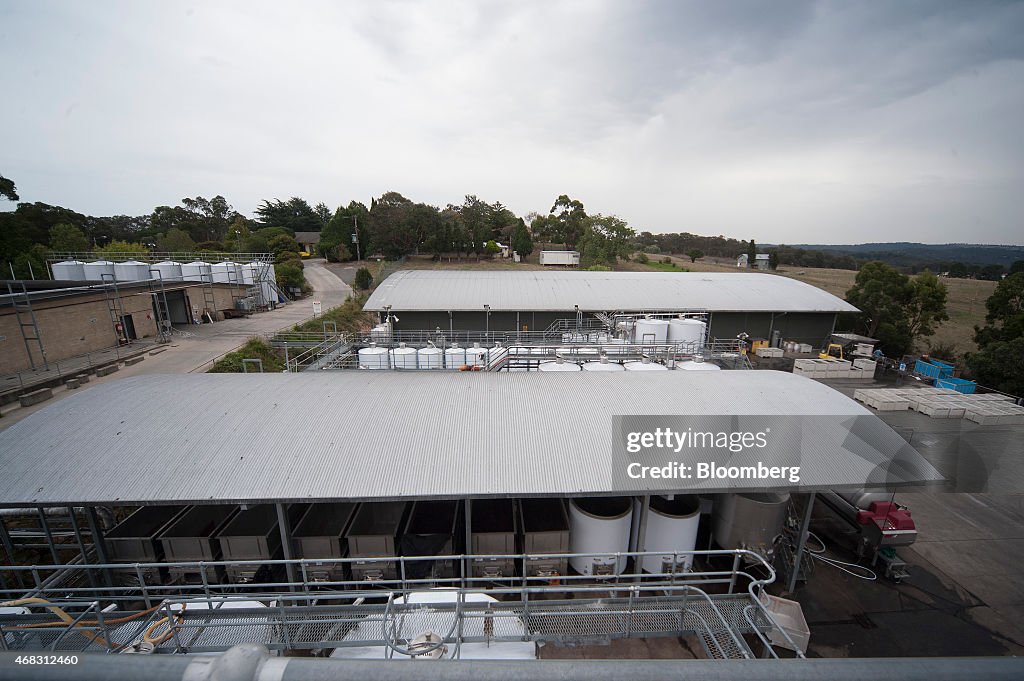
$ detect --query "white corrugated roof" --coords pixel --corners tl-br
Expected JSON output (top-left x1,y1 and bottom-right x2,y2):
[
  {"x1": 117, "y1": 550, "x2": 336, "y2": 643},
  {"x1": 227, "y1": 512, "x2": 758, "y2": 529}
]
[
  {"x1": 0, "y1": 372, "x2": 939, "y2": 506},
  {"x1": 363, "y1": 270, "x2": 859, "y2": 313}
]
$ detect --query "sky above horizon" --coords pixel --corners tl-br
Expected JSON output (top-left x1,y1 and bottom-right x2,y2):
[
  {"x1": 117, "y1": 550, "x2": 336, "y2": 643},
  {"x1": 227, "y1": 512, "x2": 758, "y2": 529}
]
[{"x1": 2, "y1": 0, "x2": 1023, "y2": 245}]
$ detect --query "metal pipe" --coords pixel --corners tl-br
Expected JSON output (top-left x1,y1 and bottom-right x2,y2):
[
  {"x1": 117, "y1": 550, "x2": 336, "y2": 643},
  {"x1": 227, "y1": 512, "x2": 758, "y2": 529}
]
[{"x1": 1, "y1": 647, "x2": 1023, "y2": 681}]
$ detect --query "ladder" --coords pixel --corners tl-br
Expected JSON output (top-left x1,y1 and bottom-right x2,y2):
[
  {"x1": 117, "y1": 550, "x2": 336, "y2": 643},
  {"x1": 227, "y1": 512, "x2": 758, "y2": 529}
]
[
  {"x1": 201, "y1": 271, "x2": 217, "y2": 323},
  {"x1": 147, "y1": 270, "x2": 171, "y2": 343},
  {"x1": 100, "y1": 274, "x2": 129, "y2": 346},
  {"x1": 5, "y1": 281, "x2": 48, "y2": 370}
]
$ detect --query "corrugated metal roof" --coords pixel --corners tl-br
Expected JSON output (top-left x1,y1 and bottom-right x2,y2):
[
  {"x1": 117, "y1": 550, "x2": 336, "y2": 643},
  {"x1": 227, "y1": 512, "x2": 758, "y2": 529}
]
[
  {"x1": 363, "y1": 270, "x2": 860, "y2": 313},
  {"x1": 0, "y1": 372, "x2": 940, "y2": 506}
]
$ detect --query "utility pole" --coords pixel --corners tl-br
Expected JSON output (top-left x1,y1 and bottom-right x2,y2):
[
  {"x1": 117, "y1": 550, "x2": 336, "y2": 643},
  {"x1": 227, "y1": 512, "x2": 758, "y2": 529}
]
[{"x1": 351, "y1": 214, "x2": 361, "y2": 262}]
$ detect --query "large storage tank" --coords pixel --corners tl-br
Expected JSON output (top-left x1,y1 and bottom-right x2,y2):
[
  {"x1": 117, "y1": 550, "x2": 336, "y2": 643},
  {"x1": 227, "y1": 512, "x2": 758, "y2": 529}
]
[
  {"x1": 668, "y1": 317, "x2": 706, "y2": 348},
  {"x1": 51, "y1": 260, "x2": 86, "y2": 281},
  {"x1": 713, "y1": 493, "x2": 790, "y2": 559},
  {"x1": 568, "y1": 497, "x2": 633, "y2": 576},
  {"x1": 181, "y1": 261, "x2": 212, "y2": 282},
  {"x1": 444, "y1": 343, "x2": 467, "y2": 369},
  {"x1": 678, "y1": 356, "x2": 721, "y2": 371},
  {"x1": 211, "y1": 262, "x2": 240, "y2": 284},
  {"x1": 465, "y1": 343, "x2": 488, "y2": 367},
  {"x1": 358, "y1": 343, "x2": 390, "y2": 369},
  {"x1": 582, "y1": 357, "x2": 625, "y2": 372},
  {"x1": 634, "y1": 318, "x2": 669, "y2": 344},
  {"x1": 114, "y1": 260, "x2": 152, "y2": 282},
  {"x1": 417, "y1": 345, "x2": 443, "y2": 369},
  {"x1": 623, "y1": 358, "x2": 668, "y2": 371},
  {"x1": 240, "y1": 262, "x2": 259, "y2": 285},
  {"x1": 151, "y1": 261, "x2": 183, "y2": 282},
  {"x1": 83, "y1": 260, "x2": 115, "y2": 281},
  {"x1": 539, "y1": 358, "x2": 581, "y2": 372},
  {"x1": 389, "y1": 343, "x2": 418, "y2": 369},
  {"x1": 634, "y1": 496, "x2": 701, "y2": 574}
]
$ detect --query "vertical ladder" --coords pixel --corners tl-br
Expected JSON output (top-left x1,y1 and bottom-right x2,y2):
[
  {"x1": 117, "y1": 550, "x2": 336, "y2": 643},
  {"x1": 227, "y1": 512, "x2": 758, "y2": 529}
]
[
  {"x1": 101, "y1": 273, "x2": 129, "y2": 346},
  {"x1": 5, "y1": 281, "x2": 48, "y2": 370},
  {"x1": 147, "y1": 270, "x2": 171, "y2": 343},
  {"x1": 201, "y1": 271, "x2": 217, "y2": 323}
]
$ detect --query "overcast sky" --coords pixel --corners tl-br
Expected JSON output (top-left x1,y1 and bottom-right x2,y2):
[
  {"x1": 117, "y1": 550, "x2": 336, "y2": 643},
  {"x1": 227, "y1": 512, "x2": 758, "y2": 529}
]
[{"x1": 2, "y1": 1, "x2": 1022, "y2": 244}]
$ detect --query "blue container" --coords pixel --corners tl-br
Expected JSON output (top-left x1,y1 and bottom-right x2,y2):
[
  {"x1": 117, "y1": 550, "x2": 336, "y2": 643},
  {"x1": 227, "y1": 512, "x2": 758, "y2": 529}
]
[
  {"x1": 935, "y1": 377, "x2": 976, "y2": 394},
  {"x1": 914, "y1": 359, "x2": 955, "y2": 381}
]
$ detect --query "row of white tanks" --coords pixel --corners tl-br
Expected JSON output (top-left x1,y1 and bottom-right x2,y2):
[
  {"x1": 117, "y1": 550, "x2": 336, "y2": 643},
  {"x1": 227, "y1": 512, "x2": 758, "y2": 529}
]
[
  {"x1": 357, "y1": 342, "x2": 493, "y2": 370},
  {"x1": 52, "y1": 260, "x2": 280, "y2": 303},
  {"x1": 617, "y1": 316, "x2": 707, "y2": 346},
  {"x1": 357, "y1": 344, "x2": 721, "y2": 372},
  {"x1": 566, "y1": 492, "x2": 790, "y2": 576}
]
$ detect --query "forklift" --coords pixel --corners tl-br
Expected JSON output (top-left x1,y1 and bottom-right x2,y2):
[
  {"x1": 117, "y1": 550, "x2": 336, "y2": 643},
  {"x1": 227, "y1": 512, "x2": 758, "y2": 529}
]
[{"x1": 819, "y1": 333, "x2": 878, "y2": 360}]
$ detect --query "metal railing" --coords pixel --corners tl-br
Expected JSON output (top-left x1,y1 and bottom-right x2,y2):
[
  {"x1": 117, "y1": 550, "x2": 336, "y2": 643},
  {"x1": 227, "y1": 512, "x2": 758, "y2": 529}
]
[
  {"x1": 0, "y1": 549, "x2": 802, "y2": 658},
  {"x1": 47, "y1": 252, "x2": 274, "y2": 264}
]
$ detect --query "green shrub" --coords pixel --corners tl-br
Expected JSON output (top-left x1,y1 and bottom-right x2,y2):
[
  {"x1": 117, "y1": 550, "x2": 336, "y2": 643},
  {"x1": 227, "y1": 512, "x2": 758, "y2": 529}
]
[
  {"x1": 354, "y1": 267, "x2": 373, "y2": 290},
  {"x1": 637, "y1": 253, "x2": 649, "y2": 264},
  {"x1": 208, "y1": 338, "x2": 285, "y2": 373}
]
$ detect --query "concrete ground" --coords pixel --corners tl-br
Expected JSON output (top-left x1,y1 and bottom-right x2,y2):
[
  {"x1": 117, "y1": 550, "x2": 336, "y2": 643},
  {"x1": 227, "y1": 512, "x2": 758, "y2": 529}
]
[{"x1": 0, "y1": 259, "x2": 350, "y2": 431}]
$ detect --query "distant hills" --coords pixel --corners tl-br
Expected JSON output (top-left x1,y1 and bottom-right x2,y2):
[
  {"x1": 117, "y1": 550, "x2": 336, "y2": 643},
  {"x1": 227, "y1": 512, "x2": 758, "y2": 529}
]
[{"x1": 784, "y1": 243, "x2": 1024, "y2": 268}]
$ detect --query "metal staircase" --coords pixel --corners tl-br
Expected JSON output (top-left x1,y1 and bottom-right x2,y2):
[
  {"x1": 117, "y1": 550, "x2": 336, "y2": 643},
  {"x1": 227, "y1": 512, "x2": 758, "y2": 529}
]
[{"x1": 5, "y1": 282, "x2": 48, "y2": 370}]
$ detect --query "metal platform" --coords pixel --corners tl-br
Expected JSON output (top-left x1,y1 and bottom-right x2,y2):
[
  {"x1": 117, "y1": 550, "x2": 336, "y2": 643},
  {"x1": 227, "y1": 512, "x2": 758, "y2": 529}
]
[{"x1": 0, "y1": 549, "x2": 799, "y2": 659}]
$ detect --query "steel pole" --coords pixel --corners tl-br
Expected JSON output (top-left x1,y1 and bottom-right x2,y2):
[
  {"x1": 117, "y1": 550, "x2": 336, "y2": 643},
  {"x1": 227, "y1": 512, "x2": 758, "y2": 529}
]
[{"x1": 787, "y1": 492, "x2": 816, "y2": 593}]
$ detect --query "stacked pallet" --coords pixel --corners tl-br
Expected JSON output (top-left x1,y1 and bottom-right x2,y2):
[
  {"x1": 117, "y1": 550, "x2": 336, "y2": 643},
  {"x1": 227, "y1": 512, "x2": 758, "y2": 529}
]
[
  {"x1": 793, "y1": 358, "x2": 875, "y2": 381},
  {"x1": 853, "y1": 388, "x2": 1024, "y2": 424},
  {"x1": 755, "y1": 347, "x2": 784, "y2": 358}
]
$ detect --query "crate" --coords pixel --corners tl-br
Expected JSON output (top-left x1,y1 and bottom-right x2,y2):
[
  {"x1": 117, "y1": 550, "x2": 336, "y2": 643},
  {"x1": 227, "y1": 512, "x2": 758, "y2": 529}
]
[
  {"x1": 471, "y1": 499, "x2": 519, "y2": 579},
  {"x1": 519, "y1": 498, "x2": 570, "y2": 578},
  {"x1": 760, "y1": 593, "x2": 810, "y2": 653},
  {"x1": 935, "y1": 377, "x2": 976, "y2": 394},
  {"x1": 914, "y1": 358, "x2": 954, "y2": 381},
  {"x1": 401, "y1": 500, "x2": 462, "y2": 580},
  {"x1": 106, "y1": 506, "x2": 186, "y2": 563},
  {"x1": 347, "y1": 501, "x2": 408, "y2": 581},
  {"x1": 293, "y1": 503, "x2": 358, "y2": 581}
]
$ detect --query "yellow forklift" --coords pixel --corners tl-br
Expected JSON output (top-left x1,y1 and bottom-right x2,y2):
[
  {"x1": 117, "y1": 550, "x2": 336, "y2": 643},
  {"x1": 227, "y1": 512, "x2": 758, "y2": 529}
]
[{"x1": 819, "y1": 333, "x2": 878, "y2": 360}]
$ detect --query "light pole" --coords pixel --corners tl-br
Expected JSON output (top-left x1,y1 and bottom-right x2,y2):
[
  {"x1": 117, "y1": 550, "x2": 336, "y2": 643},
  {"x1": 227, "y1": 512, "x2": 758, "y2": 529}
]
[
  {"x1": 339, "y1": 214, "x2": 361, "y2": 261},
  {"x1": 484, "y1": 304, "x2": 491, "y2": 338}
]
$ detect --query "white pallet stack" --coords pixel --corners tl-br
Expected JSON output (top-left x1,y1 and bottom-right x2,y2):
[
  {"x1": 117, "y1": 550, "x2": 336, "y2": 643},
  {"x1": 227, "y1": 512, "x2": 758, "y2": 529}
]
[
  {"x1": 853, "y1": 387, "x2": 1024, "y2": 424},
  {"x1": 793, "y1": 358, "x2": 873, "y2": 381}
]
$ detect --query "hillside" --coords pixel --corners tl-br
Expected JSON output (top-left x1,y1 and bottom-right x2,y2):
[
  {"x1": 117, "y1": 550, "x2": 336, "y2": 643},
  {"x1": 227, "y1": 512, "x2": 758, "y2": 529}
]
[{"x1": 787, "y1": 242, "x2": 1024, "y2": 268}]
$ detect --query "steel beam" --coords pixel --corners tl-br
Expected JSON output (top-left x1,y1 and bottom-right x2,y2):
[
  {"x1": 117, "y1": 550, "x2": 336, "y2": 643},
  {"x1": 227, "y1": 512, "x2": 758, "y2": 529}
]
[{"x1": 788, "y1": 492, "x2": 816, "y2": 593}]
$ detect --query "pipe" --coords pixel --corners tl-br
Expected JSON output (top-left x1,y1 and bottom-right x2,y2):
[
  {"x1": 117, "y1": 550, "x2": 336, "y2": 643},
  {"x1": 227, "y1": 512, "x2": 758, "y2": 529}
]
[{"x1": 0, "y1": 647, "x2": 1023, "y2": 681}]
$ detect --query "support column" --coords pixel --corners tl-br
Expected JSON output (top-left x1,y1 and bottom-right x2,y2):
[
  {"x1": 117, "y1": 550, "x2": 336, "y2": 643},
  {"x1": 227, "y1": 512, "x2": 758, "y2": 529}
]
[
  {"x1": 634, "y1": 496, "x2": 650, "y2": 581},
  {"x1": 787, "y1": 493, "x2": 816, "y2": 593},
  {"x1": 84, "y1": 507, "x2": 113, "y2": 589},
  {"x1": 275, "y1": 503, "x2": 297, "y2": 588},
  {"x1": 463, "y1": 499, "x2": 472, "y2": 590},
  {"x1": 67, "y1": 507, "x2": 97, "y2": 590},
  {"x1": 36, "y1": 507, "x2": 60, "y2": 565},
  {"x1": 0, "y1": 517, "x2": 25, "y2": 590}
]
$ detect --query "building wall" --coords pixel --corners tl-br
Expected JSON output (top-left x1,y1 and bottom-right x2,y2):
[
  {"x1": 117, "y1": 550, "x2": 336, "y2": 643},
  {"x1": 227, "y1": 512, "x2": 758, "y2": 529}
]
[{"x1": 0, "y1": 283, "x2": 249, "y2": 374}]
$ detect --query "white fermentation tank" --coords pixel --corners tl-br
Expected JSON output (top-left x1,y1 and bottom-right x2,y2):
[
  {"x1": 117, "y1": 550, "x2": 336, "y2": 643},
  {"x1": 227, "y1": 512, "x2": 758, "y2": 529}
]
[
  {"x1": 633, "y1": 496, "x2": 701, "y2": 573},
  {"x1": 357, "y1": 343, "x2": 390, "y2": 369},
  {"x1": 538, "y1": 357, "x2": 582, "y2": 372},
  {"x1": 444, "y1": 343, "x2": 467, "y2": 369},
  {"x1": 389, "y1": 343, "x2": 418, "y2": 369},
  {"x1": 678, "y1": 356, "x2": 721, "y2": 371},
  {"x1": 152, "y1": 261, "x2": 183, "y2": 282},
  {"x1": 713, "y1": 493, "x2": 790, "y2": 559},
  {"x1": 51, "y1": 260, "x2": 86, "y2": 280},
  {"x1": 83, "y1": 260, "x2": 115, "y2": 281},
  {"x1": 634, "y1": 318, "x2": 669, "y2": 344},
  {"x1": 623, "y1": 358, "x2": 668, "y2": 371},
  {"x1": 417, "y1": 345, "x2": 443, "y2": 369},
  {"x1": 581, "y1": 357, "x2": 625, "y2": 372},
  {"x1": 181, "y1": 261, "x2": 212, "y2": 282},
  {"x1": 568, "y1": 497, "x2": 633, "y2": 576},
  {"x1": 667, "y1": 317, "x2": 706, "y2": 350}
]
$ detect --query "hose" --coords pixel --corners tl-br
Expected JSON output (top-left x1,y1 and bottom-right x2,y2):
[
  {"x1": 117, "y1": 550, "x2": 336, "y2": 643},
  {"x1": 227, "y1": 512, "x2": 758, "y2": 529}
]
[
  {"x1": 803, "y1": 532, "x2": 877, "y2": 581},
  {"x1": 143, "y1": 603, "x2": 186, "y2": 646},
  {"x1": 0, "y1": 598, "x2": 121, "y2": 648}
]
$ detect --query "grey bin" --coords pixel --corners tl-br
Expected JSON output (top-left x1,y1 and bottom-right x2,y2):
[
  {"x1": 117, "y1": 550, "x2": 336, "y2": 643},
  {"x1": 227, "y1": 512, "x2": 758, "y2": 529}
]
[
  {"x1": 106, "y1": 506, "x2": 187, "y2": 563},
  {"x1": 292, "y1": 503, "x2": 359, "y2": 582},
  {"x1": 519, "y1": 498, "x2": 570, "y2": 578},
  {"x1": 471, "y1": 499, "x2": 518, "y2": 579},
  {"x1": 346, "y1": 502, "x2": 408, "y2": 582},
  {"x1": 401, "y1": 500, "x2": 462, "y2": 581},
  {"x1": 158, "y1": 505, "x2": 239, "y2": 583},
  {"x1": 215, "y1": 505, "x2": 282, "y2": 582}
]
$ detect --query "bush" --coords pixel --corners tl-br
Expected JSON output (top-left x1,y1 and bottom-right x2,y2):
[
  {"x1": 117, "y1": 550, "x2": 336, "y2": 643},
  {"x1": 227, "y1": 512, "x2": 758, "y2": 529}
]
[
  {"x1": 643, "y1": 245, "x2": 661, "y2": 254},
  {"x1": 637, "y1": 253, "x2": 649, "y2": 264},
  {"x1": 662, "y1": 256, "x2": 672, "y2": 264},
  {"x1": 354, "y1": 267, "x2": 373, "y2": 290},
  {"x1": 274, "y1": 261, "x2": 307, "y2": 291},
  {"x1": 586, "y1": 264, "x2": 612, "y2": 271},
  {"x1": 208, "y1": 338, "x2": 285, "y2": 373}
]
